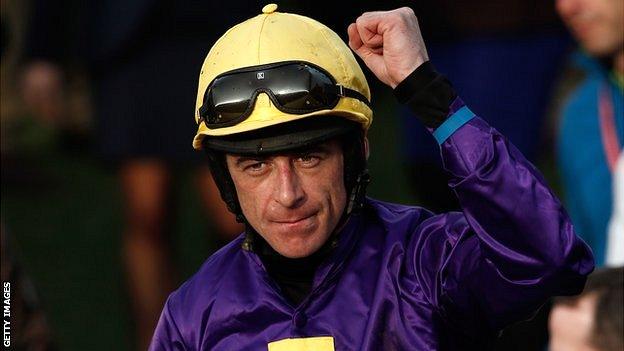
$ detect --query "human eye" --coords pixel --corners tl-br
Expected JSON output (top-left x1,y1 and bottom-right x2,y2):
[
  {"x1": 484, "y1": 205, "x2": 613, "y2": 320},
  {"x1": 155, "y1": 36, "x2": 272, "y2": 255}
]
[
  {"x1": 296, "y1": 153, "x2": 321, "y2": 168},
  {"x1": 235, "y1": 157, "x2": 270, "y2": 175},
  {"x1": 244, "y1": 161, "x2": 267, "y2": 173}
]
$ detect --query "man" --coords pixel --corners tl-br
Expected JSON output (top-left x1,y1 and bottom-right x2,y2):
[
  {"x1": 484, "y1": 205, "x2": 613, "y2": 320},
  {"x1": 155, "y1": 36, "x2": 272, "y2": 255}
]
[
  {"x1": 549, "y1": 266, "x2": 623, "y2": 351},
  {"x1": 150, "y1": 5, "x2": 594, "y2": 350},
  {"x1": 554, "y1": 0, "x2": 624, "y2": 266}
]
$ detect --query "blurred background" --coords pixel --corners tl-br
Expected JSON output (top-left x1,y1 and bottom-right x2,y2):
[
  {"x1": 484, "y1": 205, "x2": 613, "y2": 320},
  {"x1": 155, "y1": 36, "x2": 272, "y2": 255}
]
[{"x1": 1, "y1": 0, "x2": 622, "y2": 350}]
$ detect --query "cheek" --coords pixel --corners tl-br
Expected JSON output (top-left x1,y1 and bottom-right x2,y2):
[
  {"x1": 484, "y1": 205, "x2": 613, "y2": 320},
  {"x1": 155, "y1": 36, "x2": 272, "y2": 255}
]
[
  {"x1": 297, "y1": 160, "x2": 346, "y2": 214},
  {"x1": 229, "y1": 174, "x2": 267, "y2": 223},
  {"x1": 322, "y1": 160, "x2": 347, "y2": 213},
  {"x1": 333, "y1": 174, "x2": 347, "y2": 211}
]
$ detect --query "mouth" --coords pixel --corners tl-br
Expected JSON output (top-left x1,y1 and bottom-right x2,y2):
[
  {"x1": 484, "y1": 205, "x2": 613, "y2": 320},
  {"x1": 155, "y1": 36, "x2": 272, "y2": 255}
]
[
  {"x1": 270, "y1": 212, "x2": 319, "y2": 232},
  {"x1": 273, "y1": 212, "x2": 317, "y2": 224}
]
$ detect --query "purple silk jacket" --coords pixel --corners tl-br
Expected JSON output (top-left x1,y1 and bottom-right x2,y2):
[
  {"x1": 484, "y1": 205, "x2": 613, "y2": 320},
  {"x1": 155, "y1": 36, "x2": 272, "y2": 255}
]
[{"x1": 150, "y1": 113, "x2": 594, "y2": 350}]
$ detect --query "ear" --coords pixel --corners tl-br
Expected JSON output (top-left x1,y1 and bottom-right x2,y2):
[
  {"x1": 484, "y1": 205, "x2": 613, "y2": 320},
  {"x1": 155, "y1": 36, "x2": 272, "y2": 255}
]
[{"x1": 363, "y1": 136, "x2": 370, "y2": 160}]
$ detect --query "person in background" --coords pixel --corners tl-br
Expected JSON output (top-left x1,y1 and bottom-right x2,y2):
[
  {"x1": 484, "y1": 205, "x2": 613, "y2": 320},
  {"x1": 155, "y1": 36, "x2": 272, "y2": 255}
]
[
  {"x1": 1, "y1": 10, "x2": 56, "y2": 348},
  {"x1": 553, "y1": 0, "x2": 624, "y2": 266},
  {"x1": 549, "y1": 266, "x2": 623, "y2": 351},
  {"x1": 19, "y1": 1, "x2": 252, "y2": 349}
]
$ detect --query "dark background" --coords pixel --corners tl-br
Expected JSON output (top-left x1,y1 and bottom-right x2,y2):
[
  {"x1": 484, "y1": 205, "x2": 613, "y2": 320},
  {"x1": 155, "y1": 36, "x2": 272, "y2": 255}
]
[{"x1": 1, "y1": 1, "x2": 568, "y2": 349}]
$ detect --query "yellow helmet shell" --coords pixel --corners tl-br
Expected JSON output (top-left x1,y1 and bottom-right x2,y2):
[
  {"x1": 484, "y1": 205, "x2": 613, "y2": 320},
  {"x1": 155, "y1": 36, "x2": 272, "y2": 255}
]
[{"x1": 193, "y1": 4, "x2": 372, "y2": 150}]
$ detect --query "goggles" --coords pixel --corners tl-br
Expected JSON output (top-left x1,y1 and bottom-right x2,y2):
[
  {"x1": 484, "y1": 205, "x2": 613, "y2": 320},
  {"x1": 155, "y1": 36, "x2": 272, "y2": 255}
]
[{"x1": 198, "y1": 61, "x2": 371, "y2": 129}]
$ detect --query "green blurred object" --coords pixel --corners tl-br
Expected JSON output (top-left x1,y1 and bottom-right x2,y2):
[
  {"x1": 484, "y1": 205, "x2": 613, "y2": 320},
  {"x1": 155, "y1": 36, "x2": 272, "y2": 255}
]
[{"x1": 2, "y1": 113, "x2": 59, "y2": 156}]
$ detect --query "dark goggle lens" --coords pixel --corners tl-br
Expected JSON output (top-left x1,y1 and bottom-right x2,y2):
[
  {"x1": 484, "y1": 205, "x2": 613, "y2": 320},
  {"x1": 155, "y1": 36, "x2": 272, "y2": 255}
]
[
  {"x1": 271, "y1": 64, "x2": 338, "y2": 110},
  {"x1": 206, "y1": 73, "x2": 256, "y2": 124}
]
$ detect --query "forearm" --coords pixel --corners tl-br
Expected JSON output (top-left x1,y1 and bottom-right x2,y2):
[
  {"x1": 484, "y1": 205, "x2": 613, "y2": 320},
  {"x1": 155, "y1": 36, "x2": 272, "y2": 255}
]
[{"x1": 398, "y1": 63, "x2": 595, "y2": 328}]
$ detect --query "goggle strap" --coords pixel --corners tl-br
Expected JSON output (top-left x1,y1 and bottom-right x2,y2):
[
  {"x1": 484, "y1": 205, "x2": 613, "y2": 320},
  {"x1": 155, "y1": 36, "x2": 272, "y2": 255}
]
[
  {"x1": 198, "y1": 104, "x2": 209, "y2": 124},
  {"x1": 337, "y1": 85, "x2": 371, "y2": 109}
]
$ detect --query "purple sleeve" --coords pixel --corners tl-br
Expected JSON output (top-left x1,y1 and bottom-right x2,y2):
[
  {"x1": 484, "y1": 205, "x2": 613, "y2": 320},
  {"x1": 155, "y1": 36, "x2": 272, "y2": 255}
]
[
  {"x1": 148, "y1": 298, "x2": 188, "y2": 351},
  {"x1": 413, "y1": 103, "x2": 594, "y2": 333}
]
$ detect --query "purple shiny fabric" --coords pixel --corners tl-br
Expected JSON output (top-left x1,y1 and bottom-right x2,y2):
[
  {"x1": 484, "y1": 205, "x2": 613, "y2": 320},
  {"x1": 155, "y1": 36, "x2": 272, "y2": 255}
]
[{"x1": 149, "y1": 114, "x2": 594, "y2": 351}]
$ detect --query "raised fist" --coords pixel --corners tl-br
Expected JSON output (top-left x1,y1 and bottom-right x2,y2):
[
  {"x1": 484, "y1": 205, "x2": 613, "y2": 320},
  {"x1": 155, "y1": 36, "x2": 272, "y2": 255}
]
[{"x1": 348, "y1": 7, "x2": 429, "y2": 89}]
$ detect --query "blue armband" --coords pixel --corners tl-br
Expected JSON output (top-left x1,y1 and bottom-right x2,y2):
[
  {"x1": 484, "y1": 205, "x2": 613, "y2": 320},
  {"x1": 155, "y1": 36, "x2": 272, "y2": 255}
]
[{"x1": 432, "y1": 106, "x2": 476, "y2": 144}]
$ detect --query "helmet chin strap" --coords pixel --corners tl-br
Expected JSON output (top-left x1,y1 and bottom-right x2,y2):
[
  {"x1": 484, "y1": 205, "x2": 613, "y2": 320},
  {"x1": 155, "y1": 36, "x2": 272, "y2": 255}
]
[{"x1": 346, "y1": 170, "x2": 370, "y2": 215}]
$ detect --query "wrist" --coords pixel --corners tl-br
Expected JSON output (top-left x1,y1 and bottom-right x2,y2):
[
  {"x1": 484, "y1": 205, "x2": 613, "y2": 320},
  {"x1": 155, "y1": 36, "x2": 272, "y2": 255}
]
[
  {"x1": 393, "y1": 61, "x2": 458, "y2": 128},
  {"x1": 390, "y1": 57, "x2": 427, "y2": 89}
]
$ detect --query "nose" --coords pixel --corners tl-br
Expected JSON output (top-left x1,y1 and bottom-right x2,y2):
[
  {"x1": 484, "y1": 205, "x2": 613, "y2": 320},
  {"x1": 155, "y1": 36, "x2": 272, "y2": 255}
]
[{"x1": 273, "y1": 159, "x2": 305, "y2": 208}]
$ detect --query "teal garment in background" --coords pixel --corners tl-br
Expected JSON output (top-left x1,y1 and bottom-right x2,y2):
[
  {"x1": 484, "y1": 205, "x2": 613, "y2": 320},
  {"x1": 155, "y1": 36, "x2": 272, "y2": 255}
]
[{"x1": 557, "y1": 51, "x2": 624, "y2": 266}]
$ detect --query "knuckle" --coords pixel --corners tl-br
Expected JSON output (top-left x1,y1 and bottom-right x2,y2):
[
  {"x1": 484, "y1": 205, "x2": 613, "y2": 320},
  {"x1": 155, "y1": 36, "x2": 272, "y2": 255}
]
[
  {"x1": 400, "y1": 7, "x2": 415, "y2": 16},
  {"x1": 397, "y1": 7, "x2": 416, "y2": 21}
]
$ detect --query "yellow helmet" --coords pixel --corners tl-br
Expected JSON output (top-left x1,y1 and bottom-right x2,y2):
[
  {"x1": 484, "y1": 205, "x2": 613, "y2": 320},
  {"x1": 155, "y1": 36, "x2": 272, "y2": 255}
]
[{"x1": 193, "y1": 3, "x2": 372, "y2": 150}]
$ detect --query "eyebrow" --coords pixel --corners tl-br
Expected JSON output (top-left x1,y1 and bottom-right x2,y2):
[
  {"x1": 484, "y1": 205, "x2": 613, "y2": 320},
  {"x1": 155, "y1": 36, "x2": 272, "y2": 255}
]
[
  {"x1": 292, "y1": 144, "x2": 331, "y2": 156},
  {"x1": 232, "y1": 143, "x2": 333, "y2": 167},
  {"x1": 234, "y1": 156, "x2": 268, "y2": 167}
]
